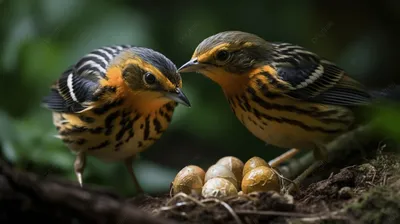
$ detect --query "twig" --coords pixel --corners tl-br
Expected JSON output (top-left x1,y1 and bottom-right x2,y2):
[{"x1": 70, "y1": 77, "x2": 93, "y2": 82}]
[
  {"x1": 382, "y1": 173, "x2": 388, "y2": 186},
  {"x1": 371, "y1": 169, "x2": 377, "y2": 183},
  {"x1": 165, "y1": 192, "x2": 206, "y2": 208},
  {"x1": 235, "y1": 209, "x2": 331, "y2": 218},
  {"x1": 203, "y1": 198, "x2": 243, "y2": 224},
  {"x1": 159, "y1": 193, "x2": 245, "y2": 224},
  {"x1": 366, "y1": 182, "x2": 376, "y2": 187},
  {"x1": 237, "y1": 209, "x2": 355, "y2": 223},
  {"x1": 158, "y1": 201, "x2": 192, "y2": 211},
  {"x1": 298, "y1": 212, "x2": 355, "y2": 223},
  {"x1": 270, "y1": 167, "x2": 299, "y2": 194}
]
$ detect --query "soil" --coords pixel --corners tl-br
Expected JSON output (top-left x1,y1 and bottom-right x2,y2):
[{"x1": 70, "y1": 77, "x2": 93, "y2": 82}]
[{"x1": 127, "y1": 140, "x2": 400, "y2": 224}]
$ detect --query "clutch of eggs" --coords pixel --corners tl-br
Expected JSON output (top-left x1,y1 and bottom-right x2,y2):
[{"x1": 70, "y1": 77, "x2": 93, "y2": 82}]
[{"x1": 171, "y1": 156, "x2": 281, "y2": 198}]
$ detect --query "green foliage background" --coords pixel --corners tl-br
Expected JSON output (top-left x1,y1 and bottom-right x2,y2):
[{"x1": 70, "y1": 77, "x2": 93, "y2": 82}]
[{"x1": 0, "y1": 0, "x2": 399, "y2": 196}]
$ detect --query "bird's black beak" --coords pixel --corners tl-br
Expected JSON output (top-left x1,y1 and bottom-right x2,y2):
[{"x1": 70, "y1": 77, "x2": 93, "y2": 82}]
[
  {"x1": 178, "y1": 58, "x2": 203, "y2": 73},
  {"x1": 165, "y1": 88, "x2": 191, "y2": 107}
]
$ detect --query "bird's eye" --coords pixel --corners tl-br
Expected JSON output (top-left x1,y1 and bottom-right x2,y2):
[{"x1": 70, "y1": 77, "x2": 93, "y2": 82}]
[
  {"x1": 144, "y1": 73, "x2": 156, "y2": 85},
  {"x1": 215, "y1": 50, "x2": 230, "y2": 62}
]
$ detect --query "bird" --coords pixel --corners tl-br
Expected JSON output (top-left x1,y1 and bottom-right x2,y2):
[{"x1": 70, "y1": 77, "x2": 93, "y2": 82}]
[
  {"x1": 177, "y1": 30, "x2": 395, "y2": 190},
  {"x1": 42, "y1": 45, "x2": 191, "y2": 193}
]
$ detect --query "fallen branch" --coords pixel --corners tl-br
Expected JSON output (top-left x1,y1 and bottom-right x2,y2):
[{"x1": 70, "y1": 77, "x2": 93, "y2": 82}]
[{"x1": 0, "y1": 159, "x2": 176, "y2": 224}]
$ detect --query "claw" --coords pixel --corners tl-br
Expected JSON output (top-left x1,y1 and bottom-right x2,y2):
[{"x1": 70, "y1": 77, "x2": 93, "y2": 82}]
[
  {"x1": 76, "y1": 172, "x2": 83, "y2": 187},
  {"x1": 74, "y1": 152, "x2": 86, "y2": 187}
]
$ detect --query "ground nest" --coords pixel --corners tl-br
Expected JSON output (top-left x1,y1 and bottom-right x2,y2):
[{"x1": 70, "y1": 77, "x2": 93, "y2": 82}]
[{"x1": 128, "y1": 144, "x2": 400, "y2": 224}]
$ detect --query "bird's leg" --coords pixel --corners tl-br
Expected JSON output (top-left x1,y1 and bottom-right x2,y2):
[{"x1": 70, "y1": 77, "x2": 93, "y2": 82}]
[
  {"x1": 124, "y1": 156, "x2": 144, "y2": 194},
  {"x1": 268, "y1": 148, "x2": 301, "y2": 168},
  {"x1": 287, "y1": 145, "x2": 327, "y2": 193},
  {"x1": 74, "y1": 152, "x2": 86, "y2": 187}
]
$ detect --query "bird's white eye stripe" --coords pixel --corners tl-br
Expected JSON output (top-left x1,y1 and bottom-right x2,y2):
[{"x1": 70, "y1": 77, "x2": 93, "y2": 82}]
[{"x1": 67, "y1": 73, "x2": 78, "y2": 102}]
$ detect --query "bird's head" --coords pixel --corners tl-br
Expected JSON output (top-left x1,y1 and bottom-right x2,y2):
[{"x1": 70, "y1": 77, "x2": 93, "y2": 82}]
[
  {"x1": 108, "y1": 47, "x2": 191, "y2": 108},
  {"x1": 178, "y1": 31, "x2": 272, "y2": 88}
]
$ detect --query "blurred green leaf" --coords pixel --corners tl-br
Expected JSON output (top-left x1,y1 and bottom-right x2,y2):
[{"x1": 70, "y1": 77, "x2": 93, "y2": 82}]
[
  {"x1": 0, "y1": 111, "x2": 19, "y2": 162},
  {"x1": 372, "y1": 104, "x2": 400, "y2": 141}
]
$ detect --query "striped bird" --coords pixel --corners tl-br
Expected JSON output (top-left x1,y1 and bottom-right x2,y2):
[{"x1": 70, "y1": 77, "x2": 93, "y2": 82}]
[
  {"x1": 42, "y1": 45, "x2": 191, "y2": 193},
  {"x1": 178, "y1": 31, "x2": 392, "y2": 188}
]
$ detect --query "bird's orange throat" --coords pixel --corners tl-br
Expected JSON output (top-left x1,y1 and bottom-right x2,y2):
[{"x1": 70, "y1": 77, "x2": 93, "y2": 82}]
[
  {"x1": 129, "y1": 91, "x2": 174, "y2": 113},
  {"x1": 101, "y1": 67, "x2": 174, "y2": 114},
  {"x1": 200, "y1": 68, "x2": 251, "y2": 96}
]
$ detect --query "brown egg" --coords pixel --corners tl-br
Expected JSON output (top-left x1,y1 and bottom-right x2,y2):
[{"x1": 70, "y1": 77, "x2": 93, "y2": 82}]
[
  {"x1": 242, "y1": 156, "x2": 270, "y2": 177},
  {"x1": 202, "y1": 177, "x2": 238, "y2": 198},
  {"x1": 241, "y1": 166, "x2": 280, "y2": 194},
  {"x1": 172, "y1": 165, "x2": 205, "y2": 195},
  {"x1": 204, "y1": 164, "x2": 238, "y2": 189},
  {"x1": 216, "y1": 156, "x2": 244, "y2": 187}
]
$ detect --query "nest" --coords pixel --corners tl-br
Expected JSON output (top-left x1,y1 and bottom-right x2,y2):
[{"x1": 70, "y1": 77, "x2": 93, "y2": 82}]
[
  {"x1": 154, "y1": 191, "x2": 296, "y2": 224},
  {"x1": 129, "y1": 190, "x2": 352, "y2": 224}
]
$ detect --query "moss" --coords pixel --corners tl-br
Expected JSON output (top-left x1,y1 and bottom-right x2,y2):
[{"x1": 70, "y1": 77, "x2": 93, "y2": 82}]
[{"x1": 344, "y1": 185, "x2": 400, "y2": 224}]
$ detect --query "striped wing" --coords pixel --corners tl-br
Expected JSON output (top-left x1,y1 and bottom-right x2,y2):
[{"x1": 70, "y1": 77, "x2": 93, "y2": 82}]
[
  {"x1": 269, "y1": 42, "x2": 372, "y2": 106},
  {"x1": 42, "y1": 45, "x2": 132, "y2": 113}
]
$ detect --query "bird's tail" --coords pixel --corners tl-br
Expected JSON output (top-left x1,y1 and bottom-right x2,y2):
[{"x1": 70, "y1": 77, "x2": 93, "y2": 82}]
[
  {"x1": 369, "y1": 84, "x2": 400, "y2": 104},
  {"x1": 350, "y1": 84, "x2": 400, "y2": 128}
]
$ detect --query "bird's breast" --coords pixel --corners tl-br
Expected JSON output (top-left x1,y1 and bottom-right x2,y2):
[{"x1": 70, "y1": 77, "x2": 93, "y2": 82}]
[
  {"x1": 52, "y1": 100, "x2": 176, "y2": 162},
  {"x1": 226, "y1": 87, "x2": 355, "y2": 150}
]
